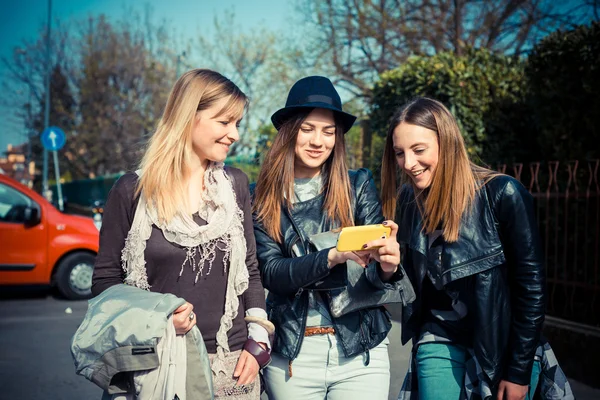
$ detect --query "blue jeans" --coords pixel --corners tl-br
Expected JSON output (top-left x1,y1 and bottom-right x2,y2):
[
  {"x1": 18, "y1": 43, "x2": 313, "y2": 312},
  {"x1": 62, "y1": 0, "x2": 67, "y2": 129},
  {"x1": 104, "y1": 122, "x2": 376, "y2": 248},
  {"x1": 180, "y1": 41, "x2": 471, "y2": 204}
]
[
  {"x1": 263, "y1": 333, "x2": 390, "y2": 400},
  {"x1": 415, "y1": 343, "x2": 541, "y2": 400},
  {"x1": 528, "y1": 358, "x2": 541, "y2": 399},
  {"x1": 416, "y1": 343, "x2": 467, "y2": 400}
]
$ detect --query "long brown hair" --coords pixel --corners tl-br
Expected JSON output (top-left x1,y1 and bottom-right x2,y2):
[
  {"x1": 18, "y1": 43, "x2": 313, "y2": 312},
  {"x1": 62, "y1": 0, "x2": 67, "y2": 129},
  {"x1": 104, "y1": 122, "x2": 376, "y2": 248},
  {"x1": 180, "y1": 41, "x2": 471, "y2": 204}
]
[
  {"x1": 253, "y1": 109, "x2": 354, "y2": 242},
  {"x1": 137, "y1": 69, "x2": 247, "y2": 224},
  {"x1": 381, "y1": 97, "x2": 500, "y2": 242}
]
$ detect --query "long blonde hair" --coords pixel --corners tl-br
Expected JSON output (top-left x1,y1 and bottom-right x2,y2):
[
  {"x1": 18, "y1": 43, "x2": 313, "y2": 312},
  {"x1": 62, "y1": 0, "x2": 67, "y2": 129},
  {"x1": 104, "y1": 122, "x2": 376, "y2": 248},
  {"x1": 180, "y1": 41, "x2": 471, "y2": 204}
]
[
  {"x1": 137, "y1": 69, "x2": 247, "y2": 224},
  {"x1": 381, "y1": 97, "x2": 500, "y2": 242},
  {"x1": 253, "y1": 110, "x2": 354, "y2": 242}
]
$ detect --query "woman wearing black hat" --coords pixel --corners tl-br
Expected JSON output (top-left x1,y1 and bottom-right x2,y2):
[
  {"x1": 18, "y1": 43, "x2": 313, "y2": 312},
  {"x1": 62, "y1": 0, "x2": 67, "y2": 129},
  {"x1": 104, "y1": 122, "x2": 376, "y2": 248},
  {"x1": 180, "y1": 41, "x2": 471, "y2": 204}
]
[{"x1": 251, "y1": 76, "x2": 401, "y2": 399}]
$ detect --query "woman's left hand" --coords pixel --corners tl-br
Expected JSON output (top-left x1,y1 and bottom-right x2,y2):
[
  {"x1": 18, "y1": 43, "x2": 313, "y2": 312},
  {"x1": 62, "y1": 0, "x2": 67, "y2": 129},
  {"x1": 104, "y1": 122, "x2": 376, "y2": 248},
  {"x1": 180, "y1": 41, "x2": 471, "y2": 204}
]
[
  {"x1": 233, "y1": 343, "x2": 267, "y2": 385},
  {"x1": 358, "y1": 220, "x2": 401, "y2": 275},
  {"x1": 496, "y1": 380, "x2": 528, "y2": 400}
]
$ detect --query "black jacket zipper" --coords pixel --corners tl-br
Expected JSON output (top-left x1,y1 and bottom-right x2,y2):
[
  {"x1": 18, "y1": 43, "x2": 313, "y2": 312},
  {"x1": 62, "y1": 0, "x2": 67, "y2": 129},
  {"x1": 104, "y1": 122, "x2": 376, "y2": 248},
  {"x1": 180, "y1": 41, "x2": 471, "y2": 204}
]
[{"x1": 358, "y1": 311, "x2": 370, "y2": 366}]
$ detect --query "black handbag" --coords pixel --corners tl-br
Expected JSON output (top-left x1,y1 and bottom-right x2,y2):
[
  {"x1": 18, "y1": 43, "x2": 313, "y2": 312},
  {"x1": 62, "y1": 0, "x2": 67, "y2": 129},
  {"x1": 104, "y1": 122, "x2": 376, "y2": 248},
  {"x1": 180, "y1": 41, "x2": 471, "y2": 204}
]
[{"x1": 308, "y1": 230, "x2": 416, "y2": 318}]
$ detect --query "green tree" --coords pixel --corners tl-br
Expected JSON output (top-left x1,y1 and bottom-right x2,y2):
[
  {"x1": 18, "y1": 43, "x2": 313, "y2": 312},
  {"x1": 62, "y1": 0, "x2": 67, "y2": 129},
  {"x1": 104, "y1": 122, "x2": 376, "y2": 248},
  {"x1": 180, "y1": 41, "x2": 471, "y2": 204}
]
[
  {"x1": 525, "y1": 21, "x2": 600, "y2": 161},
  {"x1": 370, "y1": 48, "x2": 529, "y2": 175},
  {"x1": 253, "y1": 123, "x2": 278, "y2": 165}
]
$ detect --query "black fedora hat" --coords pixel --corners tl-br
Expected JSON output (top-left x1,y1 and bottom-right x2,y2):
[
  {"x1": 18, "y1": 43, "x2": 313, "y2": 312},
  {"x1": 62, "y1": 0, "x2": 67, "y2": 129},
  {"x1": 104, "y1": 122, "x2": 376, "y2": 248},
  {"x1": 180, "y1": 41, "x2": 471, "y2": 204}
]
[{"x1": 271, "y1": 76, "x2": 357, "y2": 133}]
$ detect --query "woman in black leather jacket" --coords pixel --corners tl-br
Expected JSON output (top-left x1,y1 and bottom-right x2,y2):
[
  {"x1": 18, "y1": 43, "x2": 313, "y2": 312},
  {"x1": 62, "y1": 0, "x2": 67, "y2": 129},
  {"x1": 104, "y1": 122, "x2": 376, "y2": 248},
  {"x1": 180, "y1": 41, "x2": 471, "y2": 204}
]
[
  {"x1": 251, "y1": 76, "x2": 402, "y2": 399},
  {"x1": 381, "y1": 97, "x2": 548, "y2": 400}
]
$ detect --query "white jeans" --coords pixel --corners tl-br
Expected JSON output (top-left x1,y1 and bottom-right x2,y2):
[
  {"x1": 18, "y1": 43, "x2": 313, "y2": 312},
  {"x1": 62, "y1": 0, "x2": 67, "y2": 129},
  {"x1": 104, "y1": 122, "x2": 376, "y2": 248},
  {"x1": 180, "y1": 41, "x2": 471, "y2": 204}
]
[{"x1": 262, "y1": 333, "x2": 390, "y2": 400}]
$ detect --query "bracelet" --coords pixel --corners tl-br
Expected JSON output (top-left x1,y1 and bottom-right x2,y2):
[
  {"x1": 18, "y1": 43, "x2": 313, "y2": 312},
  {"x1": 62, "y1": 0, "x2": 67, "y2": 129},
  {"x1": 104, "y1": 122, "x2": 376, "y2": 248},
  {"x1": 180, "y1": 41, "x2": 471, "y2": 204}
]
[
  {"x1": 244, "y1": 316, "x2": 275, "y2": 335},
  {"x1": 243, "y1": 338, "x2": 271, "y2": 369}
]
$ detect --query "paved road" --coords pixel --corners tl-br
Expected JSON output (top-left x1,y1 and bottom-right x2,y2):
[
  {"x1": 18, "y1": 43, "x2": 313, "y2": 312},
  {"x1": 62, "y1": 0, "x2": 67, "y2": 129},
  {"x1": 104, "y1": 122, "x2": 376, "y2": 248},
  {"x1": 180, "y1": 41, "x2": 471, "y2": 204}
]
[
  {"x1": 0, "y1": 289, "x2": 102, "y2": 399},
  {"x1": 0, "y1": 290, "x2": 597, "y2": 399}
]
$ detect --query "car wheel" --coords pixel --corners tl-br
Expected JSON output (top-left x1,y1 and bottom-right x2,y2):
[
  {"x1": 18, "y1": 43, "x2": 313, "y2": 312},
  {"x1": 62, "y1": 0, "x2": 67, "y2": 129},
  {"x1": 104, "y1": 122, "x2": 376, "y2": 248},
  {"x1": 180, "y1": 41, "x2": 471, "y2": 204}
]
[{"x1": 55, "y1": 252, "x2": 95, "y2": 300}]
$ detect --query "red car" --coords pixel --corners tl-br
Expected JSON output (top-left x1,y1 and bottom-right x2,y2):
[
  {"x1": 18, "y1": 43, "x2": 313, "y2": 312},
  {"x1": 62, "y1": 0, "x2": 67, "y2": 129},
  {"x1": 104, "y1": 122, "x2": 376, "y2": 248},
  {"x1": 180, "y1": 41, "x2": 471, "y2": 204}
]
[{"x1": 0, "y1": 173, "x2": 99, "y2": 299}]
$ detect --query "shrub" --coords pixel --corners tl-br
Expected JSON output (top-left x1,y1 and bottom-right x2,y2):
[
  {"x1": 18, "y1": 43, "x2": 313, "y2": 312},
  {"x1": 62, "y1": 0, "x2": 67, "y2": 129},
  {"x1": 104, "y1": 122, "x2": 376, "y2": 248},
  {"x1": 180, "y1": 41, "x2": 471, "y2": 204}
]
[
  {"x1": 525, "y1": 21, "x2": 600, "y2": 161},
  {"x1": 370, "y1": 48, "x2": 530, "y2": 173}
]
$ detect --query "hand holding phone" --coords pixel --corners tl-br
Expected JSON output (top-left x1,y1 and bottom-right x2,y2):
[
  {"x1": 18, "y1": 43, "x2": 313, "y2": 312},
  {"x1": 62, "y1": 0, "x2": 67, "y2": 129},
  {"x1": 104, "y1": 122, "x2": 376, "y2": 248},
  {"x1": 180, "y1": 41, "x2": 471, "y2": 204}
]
[
  {"x1": 334, "y1": 221, "x2": 401, "y2": 279},
  {"x1": 336, "y1": 224, "x2": 392, "y2": 252}
]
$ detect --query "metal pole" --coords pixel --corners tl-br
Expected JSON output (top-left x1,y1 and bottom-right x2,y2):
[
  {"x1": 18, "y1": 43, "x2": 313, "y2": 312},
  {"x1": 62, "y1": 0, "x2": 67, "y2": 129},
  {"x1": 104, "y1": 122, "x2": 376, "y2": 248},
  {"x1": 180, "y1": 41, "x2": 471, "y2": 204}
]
[
  {"x1": 27, "y1": 90, "x2": 32, "y2": 182},
  {"x1": 52, "y1": 150, "x2": 64, "y2": 211},
  {"x1": 42, "y1": 0, "x2": 52, "y2": 198}
]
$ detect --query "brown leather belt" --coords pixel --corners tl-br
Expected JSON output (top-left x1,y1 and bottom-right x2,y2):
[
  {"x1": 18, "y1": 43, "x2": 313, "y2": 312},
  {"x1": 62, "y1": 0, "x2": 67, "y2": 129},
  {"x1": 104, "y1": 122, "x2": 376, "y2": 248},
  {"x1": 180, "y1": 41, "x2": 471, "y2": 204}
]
[{"x1": 304, "y1": 326, "x2": 336, "y2": 337}]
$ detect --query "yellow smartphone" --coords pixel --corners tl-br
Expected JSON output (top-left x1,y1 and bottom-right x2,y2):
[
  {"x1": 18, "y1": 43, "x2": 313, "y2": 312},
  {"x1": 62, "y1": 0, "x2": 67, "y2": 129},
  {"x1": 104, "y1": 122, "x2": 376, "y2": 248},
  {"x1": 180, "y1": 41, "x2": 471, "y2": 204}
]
[{"x1": 336, "y1": 224, "x2": 392, "y2": 252}]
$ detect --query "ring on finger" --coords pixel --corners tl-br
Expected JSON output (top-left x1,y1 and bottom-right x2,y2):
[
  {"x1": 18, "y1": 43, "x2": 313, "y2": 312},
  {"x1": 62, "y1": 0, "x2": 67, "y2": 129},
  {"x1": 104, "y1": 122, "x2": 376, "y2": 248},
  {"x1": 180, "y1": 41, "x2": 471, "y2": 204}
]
[{"x1": 189, "y1": 312, "x2": 195, "y2": 321}]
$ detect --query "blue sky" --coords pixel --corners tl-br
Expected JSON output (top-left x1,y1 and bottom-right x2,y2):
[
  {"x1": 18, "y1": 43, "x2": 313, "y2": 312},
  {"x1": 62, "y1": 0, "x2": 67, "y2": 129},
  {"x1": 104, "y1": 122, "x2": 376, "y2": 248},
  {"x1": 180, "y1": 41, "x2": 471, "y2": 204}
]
[{"x1": 0, "y1": 0, "x2": 294, "y2": 153}]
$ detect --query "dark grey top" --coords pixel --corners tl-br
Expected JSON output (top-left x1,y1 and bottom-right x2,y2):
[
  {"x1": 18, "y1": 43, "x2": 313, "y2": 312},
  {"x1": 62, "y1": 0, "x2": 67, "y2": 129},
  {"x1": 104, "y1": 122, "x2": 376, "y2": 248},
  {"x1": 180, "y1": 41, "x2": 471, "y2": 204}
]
[{"x1": 91, "y1": 168, "x2": 266, "y2": 354}]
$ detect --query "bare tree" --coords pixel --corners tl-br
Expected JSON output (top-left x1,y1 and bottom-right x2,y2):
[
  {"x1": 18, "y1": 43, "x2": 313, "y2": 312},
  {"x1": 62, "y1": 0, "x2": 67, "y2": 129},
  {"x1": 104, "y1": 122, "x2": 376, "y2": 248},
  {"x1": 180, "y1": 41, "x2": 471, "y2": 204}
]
[
  {"x1": 1, "y1": 11, "x2": 178, "y2": 180},
  {"x1": 199, "y1": 11, "x2": 274, "y2": 139},
  {"x1": 72, "y1": 14, "x2": 174, "y2": 177},
  {"x1": 298, "y1": 0, "x2": 600, "y2": 98},
  {"x1": 1, "y1": 20, "x2": 80, "y2": 182},
  {"x1": 197, "y1": 11, "x2": 323, "y2": 155}
]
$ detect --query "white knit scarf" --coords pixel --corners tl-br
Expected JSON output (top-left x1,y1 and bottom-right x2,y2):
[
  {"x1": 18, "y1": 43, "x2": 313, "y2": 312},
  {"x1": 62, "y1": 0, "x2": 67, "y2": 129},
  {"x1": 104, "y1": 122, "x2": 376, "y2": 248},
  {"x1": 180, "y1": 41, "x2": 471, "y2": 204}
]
[{"x1": 120, "y1": 162, "x2": 249, "y2": 375}]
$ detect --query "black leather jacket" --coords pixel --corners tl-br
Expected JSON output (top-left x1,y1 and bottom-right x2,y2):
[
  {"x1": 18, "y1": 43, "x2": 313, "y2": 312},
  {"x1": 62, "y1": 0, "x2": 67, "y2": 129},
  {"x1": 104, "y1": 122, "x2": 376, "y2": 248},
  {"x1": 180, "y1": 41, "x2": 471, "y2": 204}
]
[
  {"x1": 251, "y1": 168, "x2": 393, "y2": 363},
  {"x1": 398, "y1": 175, "x2": 545, "y2": 387}
]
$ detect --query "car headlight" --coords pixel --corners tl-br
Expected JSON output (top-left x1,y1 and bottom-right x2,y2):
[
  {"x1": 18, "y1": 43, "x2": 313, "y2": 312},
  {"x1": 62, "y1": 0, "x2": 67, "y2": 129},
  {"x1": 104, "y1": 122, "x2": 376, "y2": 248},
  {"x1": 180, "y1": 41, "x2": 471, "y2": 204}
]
[{"x1": 93, "y1": 214, "x2": 102, "y2": 230}]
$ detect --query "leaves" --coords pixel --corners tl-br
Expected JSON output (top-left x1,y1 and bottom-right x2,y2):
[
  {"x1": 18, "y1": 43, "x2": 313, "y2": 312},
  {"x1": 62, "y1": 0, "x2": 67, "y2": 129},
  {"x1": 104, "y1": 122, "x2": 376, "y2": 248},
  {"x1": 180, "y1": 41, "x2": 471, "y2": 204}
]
[
  {"x1": 526, "y1": 21, "x2": 600, "y2": 161},
  {"x1": 370, "y1": 48, "x2": 529, "y2": 170}
]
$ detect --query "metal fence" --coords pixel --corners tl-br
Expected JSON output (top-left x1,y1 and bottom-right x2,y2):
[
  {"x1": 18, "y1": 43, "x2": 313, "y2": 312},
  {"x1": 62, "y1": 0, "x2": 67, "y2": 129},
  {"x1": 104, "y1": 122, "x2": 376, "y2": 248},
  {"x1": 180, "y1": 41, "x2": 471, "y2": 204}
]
[
  {"x1": 50, "y1": 173, "x2": 124, "y2": 214},
  {"x1": 498, "y1": 160, "x2": 600, "y2": 327},
  {"x1": 49, "y1": 160, "x2": 600, "y2": 327}
]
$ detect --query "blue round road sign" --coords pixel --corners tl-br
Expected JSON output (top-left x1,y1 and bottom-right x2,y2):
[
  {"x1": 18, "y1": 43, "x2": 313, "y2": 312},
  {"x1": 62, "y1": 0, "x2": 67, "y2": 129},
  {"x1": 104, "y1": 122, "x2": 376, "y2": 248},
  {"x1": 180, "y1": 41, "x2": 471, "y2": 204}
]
[{"x1": 41, "y1": 126, "x2": 66, "y2": 151}]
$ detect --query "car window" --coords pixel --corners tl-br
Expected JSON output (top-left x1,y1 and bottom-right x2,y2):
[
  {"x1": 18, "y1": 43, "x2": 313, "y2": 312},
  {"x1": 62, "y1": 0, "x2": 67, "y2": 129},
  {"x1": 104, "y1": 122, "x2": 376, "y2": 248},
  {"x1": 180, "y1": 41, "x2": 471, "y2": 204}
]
[{"x1": 0, "y1": 183, "x2": 35, "y2": 223}]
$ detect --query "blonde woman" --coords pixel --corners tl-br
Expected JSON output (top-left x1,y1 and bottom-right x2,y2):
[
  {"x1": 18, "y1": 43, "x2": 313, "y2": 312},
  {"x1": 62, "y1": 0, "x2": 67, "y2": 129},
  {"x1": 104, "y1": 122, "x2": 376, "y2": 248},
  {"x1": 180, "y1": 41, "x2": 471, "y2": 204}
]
[
  {"x1": 380, "y1": 98, "x2": 571, "y2": 400},
  {"x1": 92, "y1": 69, "x2": 271, "y2": 399}
]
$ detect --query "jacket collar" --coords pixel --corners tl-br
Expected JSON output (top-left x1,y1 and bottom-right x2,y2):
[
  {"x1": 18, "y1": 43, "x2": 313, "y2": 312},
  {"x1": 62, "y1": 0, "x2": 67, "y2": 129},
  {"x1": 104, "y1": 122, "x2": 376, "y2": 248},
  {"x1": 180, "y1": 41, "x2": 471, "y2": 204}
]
[{"x1": 397, "y1": 188, "x2": 428, "y2": 255}]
